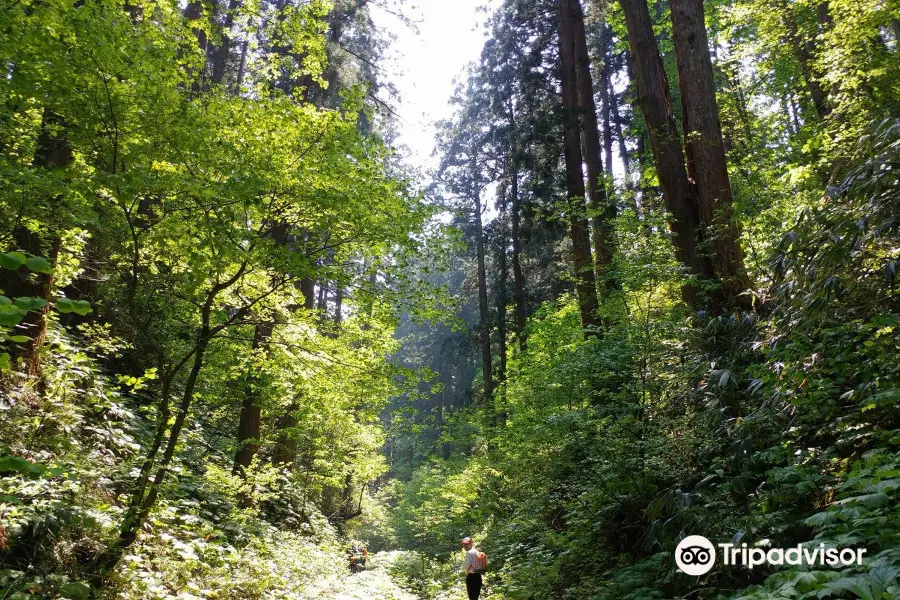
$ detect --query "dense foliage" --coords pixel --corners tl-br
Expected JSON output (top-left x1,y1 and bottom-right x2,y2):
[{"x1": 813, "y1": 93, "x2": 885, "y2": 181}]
[
  {"x1": 384, "y1": 0, "x2": 900, "y2": 599},
  {"x1": 2, "y1": 0, "x2": 900, "y2": 598},
  {"x1": 0, "y1": 0, "x2": 434, "y2": 596}
]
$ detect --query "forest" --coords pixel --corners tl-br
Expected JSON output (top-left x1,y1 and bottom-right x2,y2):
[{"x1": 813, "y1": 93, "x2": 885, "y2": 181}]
[{"x1": 1, "y1": 0, "x2": 899, "y2": 597}]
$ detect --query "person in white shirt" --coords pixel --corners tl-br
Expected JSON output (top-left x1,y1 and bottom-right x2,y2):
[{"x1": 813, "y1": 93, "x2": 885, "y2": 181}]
[{"x1": 460, "y1": 536, "x2": 483, "y2": 600}]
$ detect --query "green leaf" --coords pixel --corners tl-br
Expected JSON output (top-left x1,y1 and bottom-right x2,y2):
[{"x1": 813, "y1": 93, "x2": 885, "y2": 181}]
[
  {"x1": 71, "y1": 300, "x2": 93, "y2": 316},
  {"x1": 833, "y1": 491, "x2": 889, "y2": 508},
  {"x1": 59, "y1": 581, "x2": 91, "y2": 599},
  {"x1": 0, "y1": 455, "x2": 45, "y2": 476},
  {"x1": 0, "y1": 353, "x2": 10, "y2": 370},
  {"x1": 0, "y1": 252, "x2": 26, "y2": 271},
  {"x1": 0, "y1": 308, "x2": 26, "y2": 327},
  {"x1": 7, "y1": 335, "x2": 29, "y2": 343},
  {"x1": 56, "y1": 299, "x2": 91, "y2": 315},
  {"x1": 55, "y1": 298, "x2": 75, "y2": 313},
  {"x1": 25, "y1": 256, "x2": 53, "y2": 275},
  {"x1": 0, "y1": 296, "x2": 10, "y2": 305},
  {"x1": 719, "y1": 369, "x2": 731, "y2": 389},
  {"x1": 13, "y1": 297, "x2": 47, "y2": 311}
]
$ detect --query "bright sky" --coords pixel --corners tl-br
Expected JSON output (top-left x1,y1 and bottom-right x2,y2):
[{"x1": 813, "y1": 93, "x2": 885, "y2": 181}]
[{"x1": 370, "y1": 0, "x2": 494, "y2": 174}]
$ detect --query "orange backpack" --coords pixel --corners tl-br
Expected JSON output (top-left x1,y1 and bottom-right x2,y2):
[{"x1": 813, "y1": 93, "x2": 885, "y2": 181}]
[{"x1": 473, "y1": 550, "x2": 488, "y2": 574}]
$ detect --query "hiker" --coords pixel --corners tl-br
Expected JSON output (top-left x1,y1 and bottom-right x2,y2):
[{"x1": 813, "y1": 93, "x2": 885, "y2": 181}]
[
  {"x1": 348, "y1": 542, "x2": 365, "y2": 573},
  {"x1": 460, "y1": 536, "x2": 487, "y2": 600}
]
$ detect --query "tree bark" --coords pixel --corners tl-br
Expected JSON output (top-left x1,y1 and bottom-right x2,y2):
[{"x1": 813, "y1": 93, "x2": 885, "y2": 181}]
[
  {"x1": 472, "y1": 152, "x2": 494, "y2": 402},
  {"x1": 779, "y1": 0, "x2": 830, "y2": 119},
  {"x1": 816, "y1": 2, "x2": 833, "y2": 30},
  {"x1": 334, "y1": 285, "x2": 343, "y2": 324},
  {"x1": 435, "y1": 390, "x2": 448, "y2": 460},
  {"x1": 184, "y1": 0, "x2": 208, "y2": 50},
  {"x1": 236, "y1": 40, "x2": 249, "y2": 90},
  {"x1": 559, "y1": 0, "x2": 603, "y2": 333},
  {"x1": 788, "y1": 91, "x2": 802, "y2": 133},
  {"x1": 300, "y1": 277, "x2": 316, "y2": 310},
  {"x1": 508, "y1": 104, "x2": 527, "y2": 351},
  {"x1": 610, "y1": 80, "x2": 634, "y2": 190},
  {"x1": 273, "y1": 273, "x2": 315, "y2": 468},
  {"x1": 184, "y1": 0, "x2": 209, "y2": 94},
  {"x1": 209, "y1": 0, "x2": 242, "y2": 86},
  {"x1": 439, "y1": 364, "x2": 452, "y2": 459},
  {"x1": 619, "y1": 0, "x2": 714, "y2": 305},
  {"x1": 232, "y1": 320, "x2": 274, "y2": 486},
  {"x1": 496, "y1": 190, "x2": 508, "y2": 404},
  {"x1": 317, "y1": 282, "x2": 326, "y2": 312},
  {"x1": 599, "y1": 24, "x2": 615, "y2": 180},
  {"x1": 510, "y1": 171, "x2": 527, "y2": 351},
  {"x1": 671, "y1": 0, "x2": 751, "y2": 305},
  {"x1": 613, "y1": 45, "x2": 641, "y2": 199},
  {"x1": 635, "y1": 129, "x2": 661, "y2": 211},
  {"x1": 570, "y1": 0, "x2": 616, "y2": 292},
  {"x1": 272, "y1": 412, "x2": 298, "y2": 467},
  {"x1": 3, "y1": 110, "x2": 73, "y2": 378}
]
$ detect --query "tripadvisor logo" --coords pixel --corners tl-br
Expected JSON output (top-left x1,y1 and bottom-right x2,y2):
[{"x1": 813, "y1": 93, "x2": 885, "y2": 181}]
[
  {"x1": 675, "y1": 536, "x2": 716, "y2": 575},
  {"x1": 675, "y1": 535, "x2": 867, "y2": 576}
]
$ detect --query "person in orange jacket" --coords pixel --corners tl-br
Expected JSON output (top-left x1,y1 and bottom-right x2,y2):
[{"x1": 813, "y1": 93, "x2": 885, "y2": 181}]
[{"x1": 460, "y1": 536, "x2": 487, "y2": 600}]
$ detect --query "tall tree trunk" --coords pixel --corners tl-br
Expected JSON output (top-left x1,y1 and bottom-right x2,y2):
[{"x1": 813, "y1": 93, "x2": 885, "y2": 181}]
[
  {"x1": 723, "y1": 60, "x2": 755, "y2": 147},
  {"x1": 816, "y1": 2, "x2": 833, "y2": 30},
  {"x1": 619, "y1": 0, "x2": 715, "y2": 305},
  {"x1": 599, "y1": 24, "x2": 615, "y2": 180},
  {"x1": 510, "y1": 180, "x2": 526, "y2": 350},
  {"x1": 300, "y1": 277, "x2": 316, "y2": 311},
  {"x1": 611, "y1": 73, "x2": 647, "y2": 222},
  {"x1": 636, "y1": 129, "x2": 661, "y2": 209},
  {"x1": 232, "y1": 321, "x2": 272, "y2": 506},
  {"x1": 438, "y1": 364, "x2": 452, "y2": 459},
  {"x1": 610, "y1": 81, "x2": 635, "y2": 190},
  {"x1": 184, "y1": 0, "x2": 209, "y2": 94},
  {"x1": 436, "y1": 391, "x2": 449, "y2": 460},
  {"x1": 612, "y1": 46, "x2": 638, "y2": 194},
  {"x1": 779, "y1": 0, "x2": 830, "y2": 119},
  {"x1": 209, "y1": 0, "x2": 242, "y2": 86},
  {"x1": 788, "y1": 91, "x2": 802, "y2": 133},
  {"x1": 236, "y1": 40, "x2": 249, "y2": 90},
  {"x1": 625, "y1": 46, "x2": 659, "y2": 214},
  {"x1": 232, "y1": 321, "x2": 275, "y2": 468},
  {"x1": 316, "y1": 281, "x2": 327, "y2": 327},
  {"x1": 272, "y1": 411, "x2": 298, "y2": 467},
  {"x1": 272, "y1": 274, "x2": 315, "y2": 468},
  {"x1": 334, "y1": 285, "x2": 343, "y2": 324},
  {"x1": 559, "y1": 0, "x2": 603, "y2": 334},
  {"x1": 317, "y1": 282, "x2": 326, "y2": 312},
  {"x1": 360, "y1": 267, "x2": 377, "y2": 324},
  {"x1": 570, "y1": 0, "x2": 616, "y2": 292},
  {"x1": 508, "y1": 104, "x2": 527, "y2": 351},
  {"x1": 3, "y1": 110, "x2": 73, "y2": 379},
  {"x1": 472, "y1": 153, "x2": 494, "y2": 403},
  {"x1": 496, "y1": 190, "x2": 508, "y2": 423},
  {"x1": 671, "y1": 0, "x2": 751, "y2": 305}
]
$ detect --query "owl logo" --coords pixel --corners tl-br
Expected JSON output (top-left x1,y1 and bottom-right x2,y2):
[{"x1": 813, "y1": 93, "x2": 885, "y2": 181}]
[{"x1": 675, "y1": 535, "x2": 716, "y2": 575}]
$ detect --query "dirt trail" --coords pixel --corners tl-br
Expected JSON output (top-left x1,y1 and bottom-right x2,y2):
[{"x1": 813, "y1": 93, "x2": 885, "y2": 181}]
[{"x1": 299, "y1": 550, "x2": 420, "y2": 600}]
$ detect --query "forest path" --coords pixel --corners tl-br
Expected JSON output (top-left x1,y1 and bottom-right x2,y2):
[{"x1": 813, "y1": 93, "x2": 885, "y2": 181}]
[{"x1": 299, "y1": 550, "x2": 420, "y2": 600}]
